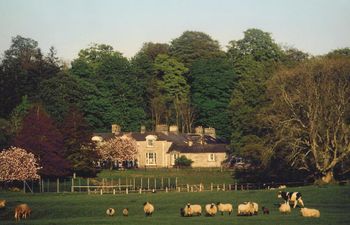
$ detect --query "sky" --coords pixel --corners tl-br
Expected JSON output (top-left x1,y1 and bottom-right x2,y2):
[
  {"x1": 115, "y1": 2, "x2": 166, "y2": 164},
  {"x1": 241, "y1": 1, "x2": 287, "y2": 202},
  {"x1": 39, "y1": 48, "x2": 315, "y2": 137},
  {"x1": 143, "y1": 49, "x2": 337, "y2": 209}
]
[{"x1": 0, "y1": 0, "x2": 349, "y2": 62}]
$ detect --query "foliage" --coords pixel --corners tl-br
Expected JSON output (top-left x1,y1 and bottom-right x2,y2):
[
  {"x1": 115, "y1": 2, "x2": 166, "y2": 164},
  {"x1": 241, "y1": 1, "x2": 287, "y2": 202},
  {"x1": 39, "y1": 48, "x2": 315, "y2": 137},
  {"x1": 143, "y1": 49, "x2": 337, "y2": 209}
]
[
  {"x1": 9, "y1": 95, "x2": 32, "y2": 134},
  {"x1": 169, "y1": 31, "x2": 224, "y2": 66},
  {"x1": 191, "y1": 58, "x2": 237, "y2": 139},
  {"x1": 174, "y1": 155, "x2": 193, "y2": 168},
  {"x1": 97, "y1": 135, "x2": 138, "y2": 169},
  {"x1": 13, "y1": 105, "x2": 71, "y2": 177},
  {"x1": 0, "y1": 118, "x2": 11, "y2": 150},
  {"x1": 0, "y1": 146, "x2": 40, "y2": 181},
  {"x1": 265, "y1": 57, "x2": 350, "y2": 182}
]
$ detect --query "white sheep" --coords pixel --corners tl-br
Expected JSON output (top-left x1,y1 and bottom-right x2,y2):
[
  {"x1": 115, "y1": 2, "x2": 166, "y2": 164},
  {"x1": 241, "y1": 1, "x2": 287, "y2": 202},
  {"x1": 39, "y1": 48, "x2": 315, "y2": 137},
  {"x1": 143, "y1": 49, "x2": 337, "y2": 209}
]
[
  {"x1": 205, "y1": 203, "x2": 217, "y2": 216},
  {"x1": 237, "y1": 202, "x2": 254, "y2": 216},
  {"x1": 216, "y1": 202, "x2": 233, "y2": 215},
  {"x1": 106, "y1": 208, "x2": 115, "y2": 216},
  {"x1": 184, "y1": 203, "x2": 202, "y2": 216},
  {"x1": 300, "y1": 207, "x2": 320, "y2": 218},
  {"x1": 143, "y1": 202, "x2": 154, "y2": 216},
  {"x1": 278, "y1": 185, "x2": 287, "y2": 189},
  {"x1": 122, "y1": 208, "x2": 129, "y2": 216},
  {"x1": 243, "y1": 202, "x2": 258, "y2": 215},
  {"x1": 279, "y1": 202, "x2": 291, "y2": 214}
]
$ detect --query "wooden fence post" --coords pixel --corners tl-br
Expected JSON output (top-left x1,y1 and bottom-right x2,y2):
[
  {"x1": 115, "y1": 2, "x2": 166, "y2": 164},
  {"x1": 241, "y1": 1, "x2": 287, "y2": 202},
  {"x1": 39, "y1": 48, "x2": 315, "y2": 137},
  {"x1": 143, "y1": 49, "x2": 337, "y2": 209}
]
[
  {"x1": 211, "y1": 183, "x2": 213, "y2": 191},
  {"x1": 57, "y1": 178, "x2": 59, "y2": 193},
  {"x1": 175, "y1": 177, "x2": 178, "y2": 189},
  {"x1": 126, "y1": 188, "x2": 128, "y2": 195},
  {"x1": 71, "y1": 178, "x2": 74, "y2": 193}
]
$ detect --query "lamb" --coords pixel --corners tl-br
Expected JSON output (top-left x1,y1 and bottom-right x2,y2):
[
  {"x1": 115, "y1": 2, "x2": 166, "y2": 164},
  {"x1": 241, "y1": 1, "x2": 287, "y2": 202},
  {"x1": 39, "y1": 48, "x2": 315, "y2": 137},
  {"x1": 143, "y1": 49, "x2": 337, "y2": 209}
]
[
  {"x1": 216, "y1": 202, "x2": 233, "y2": 215},
  {"x1": 143, "y1": 202, "x2": 154, "y2": 216},
  {"x1": 184, "y1": 203, "x2": 202, "y2": 216},
  {"x1": 262, "y1": 206, "x2": 270, "y2": 215},
  {"x1": 237, "y1": 202, "x2": 254, "y2": 216},
  {"x1": 0, "y1": 199, "x2": 6, "y2": 209},
  {"x1": 300, "y1": 207, "x2": 320, "y2": 218},
  {"x1": 14, "y1": 204, "x2": 31, "y2": 221},
  {"x1": 279, "y1": 202, "x2": 291, "y2": 214},
  {"x1": 122, "y1": 208, "x2": 129, "y2": 216},
  {"x1": 205, "y1": 203, "x2": 217, "y2": 216},
  {"x1": 106, "y1": 208, "x2": 115, "y2": 216}
]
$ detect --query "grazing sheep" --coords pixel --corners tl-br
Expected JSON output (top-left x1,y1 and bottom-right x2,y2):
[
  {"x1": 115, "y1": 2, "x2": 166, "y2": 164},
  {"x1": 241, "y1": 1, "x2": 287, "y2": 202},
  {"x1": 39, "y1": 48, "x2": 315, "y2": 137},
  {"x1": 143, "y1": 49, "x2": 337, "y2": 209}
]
[
  {"x1": 184, "y1": 203, "x2": 202, "y2": 216},
  {"x1": 278, "y1": 185, "x2": 287, "y2": 189},
  {"x1": 216, "y1": 202, "x2": 233, "y2": 215},
  {"x1": 106, "y1": 208, "x2": 115, "y2": 216},
  {"x1": 0, "y1": 199, "x2": 6, "y2": 209},
  {"x1": 122, "y1": 208, "x2": 129, "y2": 216},
  {"x1": 300, "y1": 208, "x2": 320, "y2": 218},
  {"x1": 237, "y1": 202, "x2": 254, "y2": 216},
  {"x1": 262, "y1": 206, "x2": 270, "y2": 215},
  {"x1": 14, "y1": 204, "x2": 31, "y2": 221},
  {"x1": 205, "y1": 203, "x2": 217, "y2": 216},
  {"x1": 243, "y1": 202, "x2": 258, "y2": 215},
  {"x1": 279, "y1": 202, "x2": 291, "y2": 214},
  {"x1": 143, "y1": 202, "x2": 154, "y2": 216},
  {"x1": 278, "y1": 191, "x2": 304, "y2": 208}
]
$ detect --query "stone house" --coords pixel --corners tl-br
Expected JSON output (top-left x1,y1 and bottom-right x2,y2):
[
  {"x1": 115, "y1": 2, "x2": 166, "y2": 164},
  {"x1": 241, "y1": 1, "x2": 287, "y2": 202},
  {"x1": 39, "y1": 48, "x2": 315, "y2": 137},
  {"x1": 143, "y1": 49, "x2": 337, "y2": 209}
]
[{"x1": 92, "y1": 125, "x2": 228, "y2": 168}]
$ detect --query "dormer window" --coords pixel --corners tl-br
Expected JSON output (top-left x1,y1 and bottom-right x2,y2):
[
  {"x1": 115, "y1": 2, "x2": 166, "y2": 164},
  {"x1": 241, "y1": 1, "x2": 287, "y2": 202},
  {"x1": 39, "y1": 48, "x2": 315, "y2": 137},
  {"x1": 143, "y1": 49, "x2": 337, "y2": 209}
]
[{"x1": 145, "y1": 135, "x2": 157, "y2": 148}]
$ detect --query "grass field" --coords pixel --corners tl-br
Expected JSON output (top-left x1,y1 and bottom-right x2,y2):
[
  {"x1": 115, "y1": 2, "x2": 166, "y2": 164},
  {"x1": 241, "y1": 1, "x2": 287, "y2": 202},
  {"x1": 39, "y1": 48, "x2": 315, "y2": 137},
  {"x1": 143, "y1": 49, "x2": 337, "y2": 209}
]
[
  {"x1": 97, "y1": 168, "x2": 234, "y2": 186},
  {"x1": 1, "y1": 184, "x2": 350, "y2": 225}
]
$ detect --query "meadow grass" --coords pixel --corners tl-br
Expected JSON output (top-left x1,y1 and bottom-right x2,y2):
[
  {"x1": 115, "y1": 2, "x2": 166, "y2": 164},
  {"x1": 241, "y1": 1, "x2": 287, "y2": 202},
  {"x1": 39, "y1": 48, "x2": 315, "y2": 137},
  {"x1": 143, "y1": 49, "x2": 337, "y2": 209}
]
[{"x1": 1, "y1": 184, "x2": 349, "y2": 225}]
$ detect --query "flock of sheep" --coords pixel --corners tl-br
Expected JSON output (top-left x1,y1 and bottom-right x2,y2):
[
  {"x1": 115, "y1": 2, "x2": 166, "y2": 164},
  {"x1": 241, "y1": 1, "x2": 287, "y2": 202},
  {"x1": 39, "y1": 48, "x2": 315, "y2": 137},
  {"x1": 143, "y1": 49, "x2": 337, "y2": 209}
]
[{"x1": 0, "y1": 188, "x2": 321, "y2": 222}]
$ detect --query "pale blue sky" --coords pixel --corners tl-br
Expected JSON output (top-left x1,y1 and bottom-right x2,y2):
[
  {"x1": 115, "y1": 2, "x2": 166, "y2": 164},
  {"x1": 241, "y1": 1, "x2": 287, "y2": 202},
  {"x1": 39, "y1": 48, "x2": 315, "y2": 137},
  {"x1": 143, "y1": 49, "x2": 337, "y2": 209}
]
[{"x1": 0, "y1": 0, "x2": 349, "y2": 61}]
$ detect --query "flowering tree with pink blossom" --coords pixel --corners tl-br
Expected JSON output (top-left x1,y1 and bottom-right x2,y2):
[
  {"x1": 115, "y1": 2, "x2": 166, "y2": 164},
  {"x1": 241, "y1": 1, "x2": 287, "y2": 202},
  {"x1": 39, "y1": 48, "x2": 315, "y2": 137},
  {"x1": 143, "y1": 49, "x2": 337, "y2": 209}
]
[
  {"x1": 0, "y1": 146, "x2": 40, "y2": 181},
  {"x1": 97, "y1": 135, "x2": 138, "y2": 170}
]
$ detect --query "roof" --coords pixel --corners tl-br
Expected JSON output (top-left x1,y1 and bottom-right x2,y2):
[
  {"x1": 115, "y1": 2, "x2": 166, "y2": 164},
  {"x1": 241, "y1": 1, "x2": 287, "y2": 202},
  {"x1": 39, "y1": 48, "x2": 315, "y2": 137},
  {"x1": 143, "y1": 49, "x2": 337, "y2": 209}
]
[{"x1": 92, "y1": 132, "x2": 228, "y2": 153}]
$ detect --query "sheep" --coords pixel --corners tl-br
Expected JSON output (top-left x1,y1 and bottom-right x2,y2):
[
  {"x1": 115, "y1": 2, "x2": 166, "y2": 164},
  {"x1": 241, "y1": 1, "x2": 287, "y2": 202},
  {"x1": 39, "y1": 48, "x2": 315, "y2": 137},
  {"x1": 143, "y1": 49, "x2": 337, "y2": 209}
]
[
  {"x1": 106, "y1": 208, "x2": 115, "y2": 216},
  {"x1": 122, "y1": 208, "x2": 129, "y2": 216},
  {"x1": 180, "y1": 208, "x2": 185, "y2": 217},
  {"x1": 184, "y1": 203, "x2": 202, "y2": 216},
  {"x1": 300, "y1": 207, "x2": 320, "y2": 218},
  {"x1": 205, "y1": 203, "x2": 217, "y2": 216},
  {"x1": 279, "y1": 202, "x2": 291, "y2": 214},
  {"x1": 278, "y1": 185, "x2": 287, "y2": 189},
  {"x1": 216, "y1": 202, "x2": 233, "y2": 215},
  {"x1": 262, "y1": 206, "x2": 270, "y2": 215},
  {"x1": 237, "y1": 202, "x2": 254, "y2": 216},
  {"x1": 243, "y1": 201, "x2": 258, "y2": 215},
  {"x1": 14, "y1": 204, "x2": 31, "y2": 221},
  {"x1": 143, "y1": 202, "x2": 154, "y2": 216},
  {"x1": 0, "y1": 199, "x2": 6, "y2": 209}
]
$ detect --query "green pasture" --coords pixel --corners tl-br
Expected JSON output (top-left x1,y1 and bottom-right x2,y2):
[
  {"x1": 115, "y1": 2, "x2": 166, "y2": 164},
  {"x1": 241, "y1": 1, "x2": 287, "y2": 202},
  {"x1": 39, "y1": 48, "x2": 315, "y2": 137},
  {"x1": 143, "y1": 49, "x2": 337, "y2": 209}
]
[{"x1": 1, "y1": 184, "x2": 349, "y2": 225}]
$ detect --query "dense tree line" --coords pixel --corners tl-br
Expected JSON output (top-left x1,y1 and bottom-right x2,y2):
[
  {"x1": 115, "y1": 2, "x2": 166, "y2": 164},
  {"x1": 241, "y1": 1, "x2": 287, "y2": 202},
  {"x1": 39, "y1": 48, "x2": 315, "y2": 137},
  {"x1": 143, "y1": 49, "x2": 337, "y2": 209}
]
[{"x1": 0, "y1": 31, "x2": 349, "y2": 182}]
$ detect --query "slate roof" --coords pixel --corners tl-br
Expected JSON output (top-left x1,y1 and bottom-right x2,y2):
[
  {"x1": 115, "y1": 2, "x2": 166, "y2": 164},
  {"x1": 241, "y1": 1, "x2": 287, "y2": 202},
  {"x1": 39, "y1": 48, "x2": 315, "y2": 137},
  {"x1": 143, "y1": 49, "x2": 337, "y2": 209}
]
[{"x1": 92, "y1": 132, "x2": 228, "y2": 153}]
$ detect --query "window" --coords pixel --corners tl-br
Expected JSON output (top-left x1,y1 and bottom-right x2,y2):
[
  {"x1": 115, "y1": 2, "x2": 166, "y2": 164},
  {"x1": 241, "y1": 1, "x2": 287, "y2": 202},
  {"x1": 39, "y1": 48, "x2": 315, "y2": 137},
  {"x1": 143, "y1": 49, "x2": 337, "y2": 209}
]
[
  {"x1": 146, "y1": 152, "x2": 157, "y2": 165},
  {"x1": 208, "y1": 153, "x2": 215, "y2": 162}
]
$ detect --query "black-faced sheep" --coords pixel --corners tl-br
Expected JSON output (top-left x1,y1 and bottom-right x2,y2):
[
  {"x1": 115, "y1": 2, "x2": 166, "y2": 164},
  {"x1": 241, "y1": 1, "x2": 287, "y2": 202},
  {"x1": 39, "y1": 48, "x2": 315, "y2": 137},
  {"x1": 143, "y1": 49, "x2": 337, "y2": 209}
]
[
  {"x1": 237, "y1": 202, "x2": 254, "y2": 216},
  {"x1": 205, "y1": 203, "x2": 217, "y2": 216},
  {"x1": 300, "y1": 207, "x2": 320, "y2": 218},
  {"x1": 143, "y1": 202, "x2": 154, "y2": 216},
  {"x1": 106, "y1": 208, "x2": 115, "y2": 216},
  {"x1": 262, "y1": 206, "x2": 269, "y2": 215},
  {"x1": 278, "y1": 191, "x2": 304, "y2": 208},
  {"x1": 14, "y1": 204, "x2": 31, "y2": 221},
  {"x1": 216, "y1": 202, "x2": 233, "y2": 215},
  {"x1": 184, "y1": 203, "x2": 202, "y2": 216},
  {"x1": 123, "y1": 208, "x2": 129, "y2": 216},
  {"x1": 279, "y1": 202, "x2": 291, "y2": 214}
]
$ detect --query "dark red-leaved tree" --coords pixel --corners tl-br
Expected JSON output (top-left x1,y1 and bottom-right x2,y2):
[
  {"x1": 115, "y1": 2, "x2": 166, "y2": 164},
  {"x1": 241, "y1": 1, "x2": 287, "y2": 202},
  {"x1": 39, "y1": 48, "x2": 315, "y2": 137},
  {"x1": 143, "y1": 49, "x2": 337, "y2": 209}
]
[
  {"x1": 14, "y1": 105, "x2": 71, "y2": 177},
  {"x1": 60, "y1": 106, "x2": 98, "y2": 177}
]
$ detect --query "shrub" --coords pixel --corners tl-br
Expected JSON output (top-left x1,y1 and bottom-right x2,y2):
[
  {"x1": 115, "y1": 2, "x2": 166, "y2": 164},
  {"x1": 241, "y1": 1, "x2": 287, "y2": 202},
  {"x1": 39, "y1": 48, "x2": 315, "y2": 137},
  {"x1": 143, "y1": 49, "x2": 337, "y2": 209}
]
[{"x1": 175, "y1": 156, "x2": 193, "y2": 168}]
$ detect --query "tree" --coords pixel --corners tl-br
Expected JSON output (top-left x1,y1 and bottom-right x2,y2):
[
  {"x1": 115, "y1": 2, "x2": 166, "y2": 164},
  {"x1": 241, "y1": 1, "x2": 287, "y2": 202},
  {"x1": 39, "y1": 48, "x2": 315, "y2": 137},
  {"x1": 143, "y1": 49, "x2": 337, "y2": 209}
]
[
  {"x1": 191, "y1": 58, "x2": 237, "y2": 139},
  {"x1": 227, "y1": 28, "x2": 283, "y2": 63},
  {"x1": 265, "y1": 57, "x2": 350, "y2": 183},
  {"x1": 9, "y1": 95, "x2": 32, "y2": 135},
  {"x1": 169, "y1": 31, "x2": 224, "y2": 66},
  {"x1": 97, "y1": 135, "x2": 138, "y2": 170},
  {"x1": 14, "y1": 105, "x2": 70, "y2": 177},
  {"x1": 0, "y1": 118, "x2": 11, "y2": 150},
  {"x1": 0, "y1": 147, "x2": 40, "y2": 181}
]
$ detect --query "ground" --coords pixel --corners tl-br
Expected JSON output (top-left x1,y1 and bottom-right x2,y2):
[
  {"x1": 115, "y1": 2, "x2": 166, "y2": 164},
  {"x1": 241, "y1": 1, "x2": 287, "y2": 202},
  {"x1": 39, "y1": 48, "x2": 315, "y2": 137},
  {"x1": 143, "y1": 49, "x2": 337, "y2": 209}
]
[{"x1": 1, "y1": 184, "x2": 349, "y2": 224}]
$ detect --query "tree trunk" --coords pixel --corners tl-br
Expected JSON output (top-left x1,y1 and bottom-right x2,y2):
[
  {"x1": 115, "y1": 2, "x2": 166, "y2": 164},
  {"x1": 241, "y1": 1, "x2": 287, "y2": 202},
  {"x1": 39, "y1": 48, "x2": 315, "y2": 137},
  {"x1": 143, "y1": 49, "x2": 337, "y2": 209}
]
[{"x1": 321, "y1": 171, "x2": 334, "y2": 184}]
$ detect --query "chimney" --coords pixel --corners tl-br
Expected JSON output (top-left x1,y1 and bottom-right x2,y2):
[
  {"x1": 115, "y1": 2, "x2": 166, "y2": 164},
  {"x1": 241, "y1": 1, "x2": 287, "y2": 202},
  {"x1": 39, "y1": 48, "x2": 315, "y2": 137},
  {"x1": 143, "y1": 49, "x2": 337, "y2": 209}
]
[
  {"x1": 156, "y1": 124, "x2": 168, "y2": 135},
  {"x1": 204, "y1": 127, "x2": 216, "y2": 138},
  {"x1": 140, "y1": 125, "x2": 146, "y2": 134},
  {"x1": 169, "y1": 125, "x2": 178, "y2": 134},
  {"x1": 111, "y1": 124, "x2": 121, "y2": 134},
  {"x1": 195, "y1": 126, "x2": 203, "y2": 135}
]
